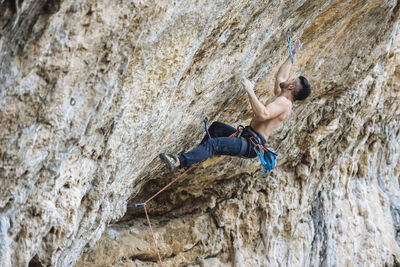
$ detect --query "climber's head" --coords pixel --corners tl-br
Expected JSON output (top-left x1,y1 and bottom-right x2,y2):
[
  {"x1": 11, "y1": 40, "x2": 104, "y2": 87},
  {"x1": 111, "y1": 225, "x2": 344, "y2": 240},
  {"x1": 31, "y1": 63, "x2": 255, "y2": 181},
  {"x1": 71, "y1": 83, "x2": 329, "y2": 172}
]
[{"x1": 280, "y1": 76, "x2": 311, "y2": 101}]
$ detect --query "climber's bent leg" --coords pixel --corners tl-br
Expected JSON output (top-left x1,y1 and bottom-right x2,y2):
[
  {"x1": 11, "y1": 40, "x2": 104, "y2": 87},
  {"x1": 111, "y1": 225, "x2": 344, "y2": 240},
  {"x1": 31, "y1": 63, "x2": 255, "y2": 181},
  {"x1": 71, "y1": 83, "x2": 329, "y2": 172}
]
[
  {"x1": 178, "y1": 136, "x2": 253, "y2": 168},
  {"x1": 200, "y1": 121, "x2": 237, "y2": 144}
]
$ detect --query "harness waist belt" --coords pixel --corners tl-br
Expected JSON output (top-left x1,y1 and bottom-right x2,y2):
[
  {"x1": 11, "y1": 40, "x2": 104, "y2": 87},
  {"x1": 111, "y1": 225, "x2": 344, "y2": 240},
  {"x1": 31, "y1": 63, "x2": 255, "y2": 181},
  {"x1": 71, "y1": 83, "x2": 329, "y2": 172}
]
[{"x1": 238, "y1": 126, "x2": 265, "y2": 146}]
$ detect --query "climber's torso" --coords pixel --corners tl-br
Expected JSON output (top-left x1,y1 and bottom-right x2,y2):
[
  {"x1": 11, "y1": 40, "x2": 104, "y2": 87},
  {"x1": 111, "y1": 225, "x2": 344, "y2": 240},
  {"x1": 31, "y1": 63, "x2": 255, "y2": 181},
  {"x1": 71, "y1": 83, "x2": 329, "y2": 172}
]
[{"x1": 249, "y1": 95, "x2": 292, "y2": 141}]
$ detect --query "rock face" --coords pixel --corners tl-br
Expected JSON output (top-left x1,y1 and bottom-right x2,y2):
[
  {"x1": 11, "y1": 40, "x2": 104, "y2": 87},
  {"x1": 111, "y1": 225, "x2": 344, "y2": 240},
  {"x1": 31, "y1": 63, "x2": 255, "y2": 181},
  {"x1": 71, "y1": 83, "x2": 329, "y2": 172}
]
[{"x1": 0, "y1": 0, "x2": 399, "y2": 266}]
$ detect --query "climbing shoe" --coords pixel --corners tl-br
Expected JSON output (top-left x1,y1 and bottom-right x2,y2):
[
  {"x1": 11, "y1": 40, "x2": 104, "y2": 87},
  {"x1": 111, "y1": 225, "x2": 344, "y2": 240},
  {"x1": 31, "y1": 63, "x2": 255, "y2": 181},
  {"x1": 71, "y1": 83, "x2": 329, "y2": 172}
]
[{"x1": 159, "y1": 153, "x2": 178, "y2": 172}]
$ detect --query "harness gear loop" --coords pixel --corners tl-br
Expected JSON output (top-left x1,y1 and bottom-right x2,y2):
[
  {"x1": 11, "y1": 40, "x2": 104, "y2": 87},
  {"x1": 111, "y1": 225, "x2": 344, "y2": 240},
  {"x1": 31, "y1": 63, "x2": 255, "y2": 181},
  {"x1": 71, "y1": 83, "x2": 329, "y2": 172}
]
[{"x1": 230, "y1": 125, "x2": 245, "y2": 138}]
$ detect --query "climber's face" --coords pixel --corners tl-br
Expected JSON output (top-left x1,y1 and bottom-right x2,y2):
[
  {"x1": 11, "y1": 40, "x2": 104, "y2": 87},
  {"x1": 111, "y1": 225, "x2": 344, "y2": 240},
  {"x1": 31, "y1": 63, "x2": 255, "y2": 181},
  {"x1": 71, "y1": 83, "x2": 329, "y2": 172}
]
[{"x1": 279, "y1": 77, "x2": 299, "y2": 91}]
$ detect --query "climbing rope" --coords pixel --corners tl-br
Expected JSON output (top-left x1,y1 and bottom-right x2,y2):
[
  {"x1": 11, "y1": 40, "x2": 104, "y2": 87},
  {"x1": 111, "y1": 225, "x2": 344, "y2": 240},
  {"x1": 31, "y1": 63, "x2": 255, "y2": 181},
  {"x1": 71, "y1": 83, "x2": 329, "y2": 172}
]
[
  {"x1": 128, "y1": 162, "x2": 200, "y2": 266},
  {"x1": 144, "y1": 204, "x2": 163, "y2": 266},
  {"x1": 287, "y1": 29, "x2": 294, "y2": 64}
]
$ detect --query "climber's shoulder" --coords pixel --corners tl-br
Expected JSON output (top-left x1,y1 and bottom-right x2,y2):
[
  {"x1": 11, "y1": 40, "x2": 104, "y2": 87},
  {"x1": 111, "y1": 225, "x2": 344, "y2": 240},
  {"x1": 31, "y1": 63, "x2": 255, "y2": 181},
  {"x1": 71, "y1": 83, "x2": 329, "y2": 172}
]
[{"x1": 272, "y1": 95, "x2": 292, "y2": 109}]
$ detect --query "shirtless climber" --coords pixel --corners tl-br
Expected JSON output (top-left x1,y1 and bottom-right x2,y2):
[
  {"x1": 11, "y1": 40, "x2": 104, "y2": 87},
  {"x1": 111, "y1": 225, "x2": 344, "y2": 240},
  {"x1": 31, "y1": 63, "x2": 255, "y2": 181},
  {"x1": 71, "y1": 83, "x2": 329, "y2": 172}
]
[{"x1": 160, "y1": 40, "x2": 311, "y2": 172}]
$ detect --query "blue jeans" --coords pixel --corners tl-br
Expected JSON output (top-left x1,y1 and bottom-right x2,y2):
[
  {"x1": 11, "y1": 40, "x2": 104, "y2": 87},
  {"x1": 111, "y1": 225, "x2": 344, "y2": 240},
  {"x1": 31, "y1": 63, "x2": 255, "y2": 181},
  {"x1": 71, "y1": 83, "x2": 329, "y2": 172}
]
[{"x1": 178, "y1": 121, "x2": 265, "y2": 168}]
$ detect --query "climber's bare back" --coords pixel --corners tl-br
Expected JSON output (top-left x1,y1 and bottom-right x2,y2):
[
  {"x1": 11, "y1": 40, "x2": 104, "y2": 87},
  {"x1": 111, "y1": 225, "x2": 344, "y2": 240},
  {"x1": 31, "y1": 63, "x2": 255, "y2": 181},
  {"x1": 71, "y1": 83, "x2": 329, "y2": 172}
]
[{"x1": 249, "y1": 95, "x2": 292, "y2": 140}]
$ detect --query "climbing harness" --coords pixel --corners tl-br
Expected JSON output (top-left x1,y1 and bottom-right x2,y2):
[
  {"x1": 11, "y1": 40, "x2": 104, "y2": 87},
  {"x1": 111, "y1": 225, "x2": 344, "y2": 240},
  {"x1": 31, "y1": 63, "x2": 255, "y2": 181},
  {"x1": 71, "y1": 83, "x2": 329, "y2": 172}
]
[
  {"x1": 236, "y1": 126, "x2": 278, "y2": 173},
  {"x1": 230, "y1": 124, "x2": 245, "y2": 138},
  {"x1": 202, "y1": 122, "x2": 277, "y2": 173},
  {"x1": 249, "y1": 136, "x2": 277, "y2": 173},
  {"x1": 287, "y1": 29, "x2": 294, "y2": 64}
]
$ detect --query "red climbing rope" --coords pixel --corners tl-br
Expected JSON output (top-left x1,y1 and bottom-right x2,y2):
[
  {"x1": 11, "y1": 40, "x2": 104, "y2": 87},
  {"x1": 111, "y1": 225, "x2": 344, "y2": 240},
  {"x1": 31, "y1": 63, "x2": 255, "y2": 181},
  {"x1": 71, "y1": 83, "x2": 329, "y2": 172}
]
[
  {"x1": 134, "y1": 162, "x2": 200, "y2": 266},
  {"x1": 144, "y1": 204, "x2": 163, "y2": 267},
  {"x1": 145, "y1": 162, "x2": 199, "y2": 204}
]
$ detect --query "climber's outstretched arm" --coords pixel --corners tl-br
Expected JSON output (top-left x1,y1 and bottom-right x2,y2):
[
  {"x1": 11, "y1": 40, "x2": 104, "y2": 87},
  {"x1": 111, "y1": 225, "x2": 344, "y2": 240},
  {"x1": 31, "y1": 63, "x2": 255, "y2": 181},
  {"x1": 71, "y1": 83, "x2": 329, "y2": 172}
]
[{"x1": 274, "y1": 40, "x2": 302, "y2": 95}]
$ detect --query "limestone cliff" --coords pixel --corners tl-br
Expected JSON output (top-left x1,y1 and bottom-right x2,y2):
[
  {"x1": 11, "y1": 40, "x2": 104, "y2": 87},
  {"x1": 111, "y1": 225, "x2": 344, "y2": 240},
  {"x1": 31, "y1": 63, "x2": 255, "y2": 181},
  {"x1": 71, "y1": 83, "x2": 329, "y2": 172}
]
[{"x1": 0, "y1": 0, "x2": 399, "y2": 266}]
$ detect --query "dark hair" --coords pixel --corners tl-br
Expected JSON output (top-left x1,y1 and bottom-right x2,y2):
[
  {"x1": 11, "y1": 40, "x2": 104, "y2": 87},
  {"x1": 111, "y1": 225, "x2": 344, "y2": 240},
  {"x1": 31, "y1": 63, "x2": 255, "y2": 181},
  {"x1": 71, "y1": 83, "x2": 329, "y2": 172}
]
[{"x1": 294, "y1": 76, "x2": 311, "y2": 101}]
